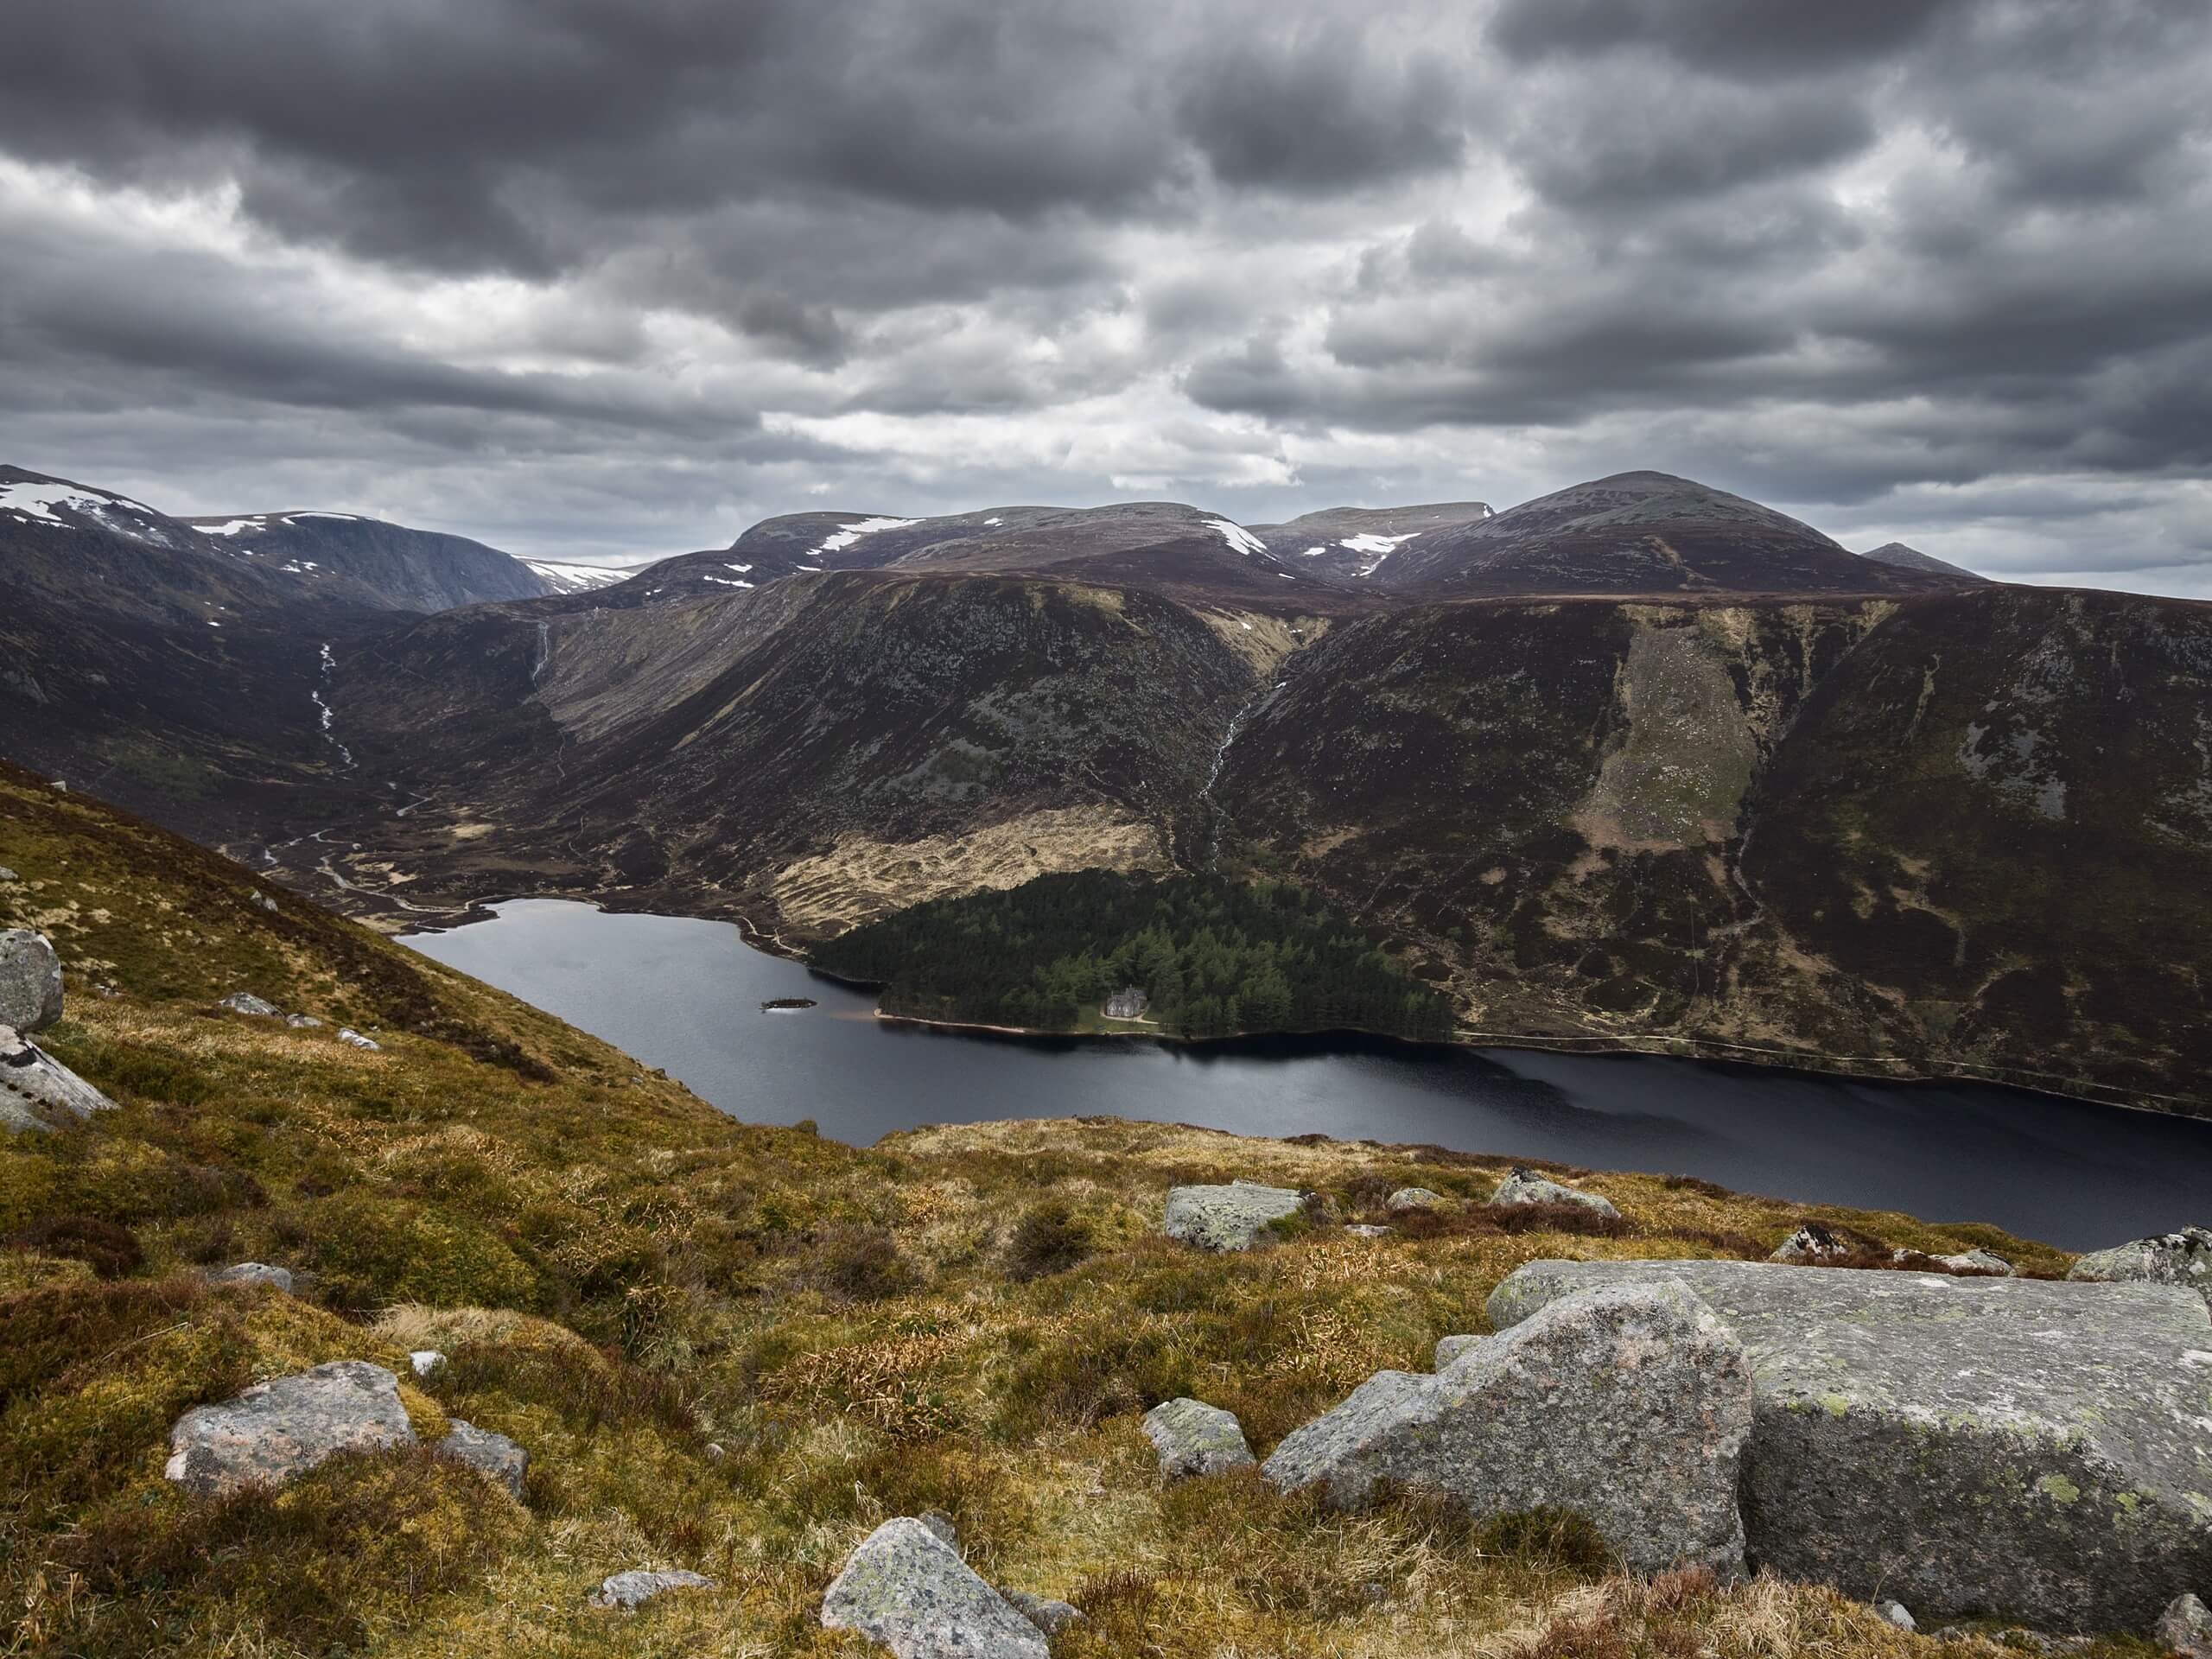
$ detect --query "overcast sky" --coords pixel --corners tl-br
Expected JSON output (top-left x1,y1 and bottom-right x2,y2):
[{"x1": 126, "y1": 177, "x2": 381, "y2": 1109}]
[{"x1": 3, "y1": 1, "x2": 2209, "y2": 592}]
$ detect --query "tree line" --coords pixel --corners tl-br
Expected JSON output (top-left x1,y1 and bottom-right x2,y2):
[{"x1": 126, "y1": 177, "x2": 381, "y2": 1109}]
[{"x1": 811, "y1": 869, "x2": 1457, "y2": 1042}]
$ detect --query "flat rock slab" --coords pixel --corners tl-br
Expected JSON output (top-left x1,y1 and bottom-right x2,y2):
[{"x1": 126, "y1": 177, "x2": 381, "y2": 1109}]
[
  {"x1": 1142, "y1": 1396, "x2": 1255, "y2": 1478},
  {"x1": 166, "y1": 1360, "x2": 415, "y2": 1497},
  {"x1": 441, "y1": 1418, "x2": 527, "y2": 1500},
  {"x1": 1487, "y1": 1259, "x2": 2212, "y2": 1631},
  {"x1": 0, "y1": 931, "x2": 63, "y2": 1033},
  {"x1": 590, "y1": 1568, "x2": 714, "y2": 1610},
  {"x1": 1266, "y1": 1281, "x2": 1752, "y2": 1575},
  {"x1": 1162, "y1": 1180, "x2": 1305, "y2": 1250},
  {"x1": 1, "y1": 1025, "x2": 118, "y2": 1135},
  {"x1": 822, "y1": 1516, "x2": 1047, "y2": 1658}
]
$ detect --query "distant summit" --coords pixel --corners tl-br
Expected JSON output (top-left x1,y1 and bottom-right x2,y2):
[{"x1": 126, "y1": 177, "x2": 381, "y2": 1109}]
[
  {"x1": 1859, "y1": 541, "x2": 1990, "y2": 584},
  {"x1": 1379, "y1": 472, "x2": 1974, "y2": 597},
  {"x1": 185, "y1": 511, "x2": 568, "y2": 611}
]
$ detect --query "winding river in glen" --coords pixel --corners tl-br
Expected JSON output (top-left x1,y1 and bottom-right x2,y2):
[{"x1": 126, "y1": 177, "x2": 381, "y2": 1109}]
[{"x1": 404, "y1": 897, "x2": 2212, "y2": 1249}]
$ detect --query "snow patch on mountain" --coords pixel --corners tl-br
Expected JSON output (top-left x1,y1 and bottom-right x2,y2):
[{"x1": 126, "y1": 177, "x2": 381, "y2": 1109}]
[
  {"x1": 524, "y1": 558, "x2": 626, "y2": 594},
  {"x1": 2, "y1": 479, "x2": 177, "y2": 545},
  {"x1": 1338, "y1": 531, "x2": 1421, "y2": 577},
  {"x1": 810, "y1": 516, "x2": 920, "y2": 558},
  {"x1": 1203, "y1": 518, "x2": 1268, "y2": 556}
]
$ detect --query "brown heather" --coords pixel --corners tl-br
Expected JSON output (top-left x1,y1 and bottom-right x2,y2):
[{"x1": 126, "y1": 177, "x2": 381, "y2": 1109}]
[{"x1": 0, "y1": 763, "x2": 2129, "y2": 1658}]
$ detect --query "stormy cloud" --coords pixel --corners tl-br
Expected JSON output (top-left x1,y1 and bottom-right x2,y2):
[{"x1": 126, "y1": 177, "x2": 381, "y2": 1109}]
[{"x1": 0, "y1": 0, "x2": 2206, "y2": 592}]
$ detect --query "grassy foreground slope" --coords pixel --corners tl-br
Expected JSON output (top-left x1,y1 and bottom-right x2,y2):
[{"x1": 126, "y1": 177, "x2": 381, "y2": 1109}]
[{"x1": 0, "y1": 760, "x2": 2118, "y2": 1658}]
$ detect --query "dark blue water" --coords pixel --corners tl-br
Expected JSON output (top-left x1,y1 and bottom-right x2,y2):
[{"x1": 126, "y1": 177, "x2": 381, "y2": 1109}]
[{"x1": 404, "y1": 898, "x2": 2212, "y2": 1249}]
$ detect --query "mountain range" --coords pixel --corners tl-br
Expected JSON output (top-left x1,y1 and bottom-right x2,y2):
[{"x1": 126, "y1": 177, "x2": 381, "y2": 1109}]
[{"x1": 5, "y1": 457, "x2": 2208, "y2": 1116}]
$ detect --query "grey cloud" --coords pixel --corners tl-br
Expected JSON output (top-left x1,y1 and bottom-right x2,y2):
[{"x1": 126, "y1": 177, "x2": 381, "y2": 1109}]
[
  {"x1": 1503, "y1": 76, "x2": 1875, "y2": 208},
  {"x1": 1487, "y1": 0, "x2": 1960, "y2": 78},
  {"x1": 0, "y1": 0, "x2": 2205, "y2": 594},
  {"x1": 1173, "y1": 27, "x2": 1471, "y2": 194}
]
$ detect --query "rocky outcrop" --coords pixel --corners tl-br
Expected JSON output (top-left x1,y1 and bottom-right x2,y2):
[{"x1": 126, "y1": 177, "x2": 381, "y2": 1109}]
[
  {"x1": 1, "y1": 1024, "x2": 118, "y2": 1134},
  {"x1": 1141, "y1": 1396, "x2": 1255, "y2": 1478},
  {"x1": 1770, "y1": 1222, "x2": 1853, "y2": 1263},
  {"x1": 2158, "y1": 1592, "x2": 2212, "y2": 1658},
  {"x1": 338, "y1": 1027, "x2": 382, "y2": 1051},
  {"x1": 821, "y1": 1517, "x2": 1048, "y2": 1658},
  {"x1": 1878, "y1": 1599, "x2": 1916, "y2": 1632},
  {"x1": 1489, "y1": 1166, "x2": 1620, "y2": 1219},
  {"x1": 164, "y1": 1360, "x2": 415, "y2": 1497},
  {"x1": 1265, "y1": 1282, "x2": 1752, "y2": 1575},
  {"x1": 440, "y1": 1419, "x2": 527, "y2": 1500},
  {"x1": 2069, "y1": 1226, "x2": 2212, "y2": 1304},
  {"x1": 211, "y1": 1262, "x2": 293, "y2": 1293},
  {"x1": 217, "y1": 991, "x2": 282, "y2": 1018},
  {"x1": 1161, "y1": 1180, "x2": 1304, "y2": 1250},
  {"x1": 1488, "y1": 1258, "x2": 2212, "y2": 1631},
  {"x1": 1386, "y1": 1186, "x2": 1443, "y2": 1212},
  {"x1": 0, "y1": 930, "x2": 63, "y2": 1033},
  {"x1": 589, "y1": 1568, "x2": 715, "y2": 1611}
]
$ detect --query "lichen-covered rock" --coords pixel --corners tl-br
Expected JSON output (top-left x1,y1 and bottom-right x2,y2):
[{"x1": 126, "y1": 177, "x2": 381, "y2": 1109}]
[
  {"x1": 1003, "y1": 1588, "x2": 1084, "y2": 1635},
  {"x1": 2157, "y1": 1592, "x2": 2212, "y2": 1658},
  {"x1": 440, "y1": 1418, "x2": 527, "y2": 1500},
  {"x1": 821, "y1": 1517, "x2": 1047, "y2": 1658},
  {"x1": 1142, "y1": 1396, "x2": 1256, "y2": 1478},
  {"x1": 1161, "y1": 1180, "x2": 1304, "y2": 1250},
  {"x1": 1488, "y1": 1166, "x2": 1620, "y2": 1219},
  {"x1": 164, "y1": 1360, "x2": 415, "y2": 1496},
  {"x1": 286, "y1": 1013, "x2": 323, "y2": 1029},
  {"x1": 1878, "y1": 1599, "x2": 1917, "y2": 1632},
  {"x1": 1385, "y1": 1186, "x2": 1443, "y2": 1212},
  {"x1": 1770, "y1": 1222, "x2": 1853, "y2": 1263},
  {"x1": 1265, "y1": 1282, "x2": 1751, "y2": 1575},
  {"x1": 1488, "y1": 1258, "x2": 2212, "y2": 1631},
  {"x1": 1432, "y1": 1333, "x2": 1485, "y2": 1369},
  {"x1": 338, "y1": 1027, "x2": 382, "y2": 1051},
  {"x1": 211, "y1": 1261, "x2": 293, "y2": 1293},
  {"x1": 0, "y1": 931, "x2": 63, "y2": 1033},
  {"x1": 590, "y1": 1568, "x2": 714, "y2": 1610},
  {"x1": 1, "y1": 1024, "x2": 118, "y2": 1135},
  {"x1": 2069, "y1": 1226, "x2": 2212, "y2": 1305},
  {"x1": 217, "y1": 990, "x2": 282, "y2": 1018}
]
